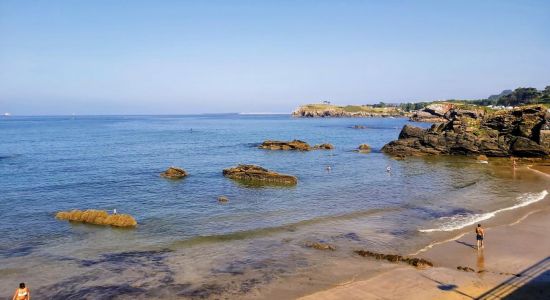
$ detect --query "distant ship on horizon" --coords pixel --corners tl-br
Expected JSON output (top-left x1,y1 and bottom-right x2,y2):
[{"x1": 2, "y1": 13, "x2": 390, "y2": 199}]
[{"x1": 3, "y1": 112, "x2": 11, "y2": 117}]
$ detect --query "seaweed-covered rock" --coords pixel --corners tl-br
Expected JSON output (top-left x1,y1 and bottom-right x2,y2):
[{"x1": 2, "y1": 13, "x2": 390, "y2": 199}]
[
  {"x1": 259, "y1": 140, "x2": 311, "y2": 151},
  {"x1": 56, "y1": 209, "x2": 137, "y2": 227},
  {"x1": 160, "y1": 167, "x2": 188, "y2": 179},
  {"x1": 305, "y1": 241, "x2": 336, "y2": 251},
  {"x1": 223, "y1": 164, "x2": 298, "y2": 185},
  {"x1": 383, "y1": 106, "x2": 549, "y2": 158},
  {"x1": 355, "y1": 250, "x2": 433, "y2": 268}
]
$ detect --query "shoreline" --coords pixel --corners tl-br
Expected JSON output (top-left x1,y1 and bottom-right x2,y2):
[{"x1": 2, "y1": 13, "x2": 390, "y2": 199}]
[{"x1": 299, "y1": 201, "x2": 550, "y2": 300}]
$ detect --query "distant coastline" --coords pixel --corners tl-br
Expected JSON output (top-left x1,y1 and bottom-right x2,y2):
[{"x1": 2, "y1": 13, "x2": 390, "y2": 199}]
[{"x1": 291, "y1": 103, "x2": 407, "y2": 118}]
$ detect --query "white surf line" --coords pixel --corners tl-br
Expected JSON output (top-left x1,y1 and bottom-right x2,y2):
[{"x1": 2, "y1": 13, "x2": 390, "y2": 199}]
[
  {"x1": 527, "y1": 165, "x2": 550, "y2": 178},
  {"x1": 418, "y1": 190, "x2": 548, "y2": 233},
  {"x1": 409, "y1": 232, "x2": 467, "y2": 256}
]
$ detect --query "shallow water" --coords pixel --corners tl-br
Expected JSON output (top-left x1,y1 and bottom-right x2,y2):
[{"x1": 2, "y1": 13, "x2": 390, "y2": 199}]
[{"x1": 1, "y1": 114, "x2": 548, "y2": 298}]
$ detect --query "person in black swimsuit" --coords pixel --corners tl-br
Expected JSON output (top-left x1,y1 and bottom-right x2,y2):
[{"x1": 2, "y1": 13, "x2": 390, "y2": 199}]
[{"x1": 476, "y1": 224, "x2": 484, "y2": 249}]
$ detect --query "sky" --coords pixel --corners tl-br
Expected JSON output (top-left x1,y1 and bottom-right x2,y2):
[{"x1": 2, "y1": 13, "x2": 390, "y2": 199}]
[{"x1": 1, "y1": 0, "x2": 549, "y2": 115}]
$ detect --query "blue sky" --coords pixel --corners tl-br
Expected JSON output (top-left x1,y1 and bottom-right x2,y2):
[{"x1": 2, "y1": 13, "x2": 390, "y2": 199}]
[{"x1": 1, "y1": 0, "x2": 549, "y2": 115}]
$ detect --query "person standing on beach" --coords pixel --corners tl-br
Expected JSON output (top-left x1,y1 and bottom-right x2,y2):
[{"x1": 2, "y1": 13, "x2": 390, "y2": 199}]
[
  {"x1": 12, "y1": 283, "x2": 30, "y2": 300},
  {"x1": 476, "y1": 224, "x2": 484, "y2": 249}
]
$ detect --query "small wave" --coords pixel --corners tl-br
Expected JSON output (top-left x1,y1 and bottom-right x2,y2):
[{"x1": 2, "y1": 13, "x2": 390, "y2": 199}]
[
  {"x1": 419, "y1": 190, "x2": 548, "y2": 233},
  {"x1": 171, "y1": 207, "x2": 401, "y2": 248}
]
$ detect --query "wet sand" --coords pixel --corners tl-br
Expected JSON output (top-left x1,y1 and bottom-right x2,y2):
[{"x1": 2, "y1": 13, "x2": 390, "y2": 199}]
[{"x1": 299, "y1": 207, "x2": 550, "y2": 300}]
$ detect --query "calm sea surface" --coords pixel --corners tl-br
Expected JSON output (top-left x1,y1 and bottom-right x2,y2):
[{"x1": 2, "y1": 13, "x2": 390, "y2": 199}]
[{"x1": 1, "y1": 114, "x2": 548, "y2": 298}]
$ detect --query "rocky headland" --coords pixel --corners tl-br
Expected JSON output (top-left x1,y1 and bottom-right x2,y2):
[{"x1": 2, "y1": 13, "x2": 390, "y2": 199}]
[
  {"x1": 292, "y1": 104, "x2": 405, "y2": 118},
  {"x1": 223, "y1": 164, "x2": 298, "y2": 186},
  {"x1": 382, "y1": 105, "x2": 550, "y2": 157}
]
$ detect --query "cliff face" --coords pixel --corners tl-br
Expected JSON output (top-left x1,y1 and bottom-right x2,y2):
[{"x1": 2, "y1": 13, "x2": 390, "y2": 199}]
[
  {"x1": 382, "y1": 106, "x2": 550, "y2": 158},
  {"x1": 292, "y1": 104, "x2": 405, "y2": 118}
]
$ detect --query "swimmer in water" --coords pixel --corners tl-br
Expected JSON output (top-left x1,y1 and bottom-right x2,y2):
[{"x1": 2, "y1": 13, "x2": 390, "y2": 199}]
[
  {"x1": 386, "y1": 165, "x2": 392, "y2": 173},
  {"x1": 326, "y1": 166, "x2": 332, "y2": 172}
]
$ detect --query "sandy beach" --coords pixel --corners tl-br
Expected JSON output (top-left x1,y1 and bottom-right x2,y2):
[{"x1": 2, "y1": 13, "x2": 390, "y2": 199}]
[{"x1": 299, "y1": 206, "x2": 550, "y2": 300}]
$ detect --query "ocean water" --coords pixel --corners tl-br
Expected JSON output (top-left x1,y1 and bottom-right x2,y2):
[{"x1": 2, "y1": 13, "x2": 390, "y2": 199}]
[{"x1": 1, "y1": 114, "x2": 549, "y2": 299}]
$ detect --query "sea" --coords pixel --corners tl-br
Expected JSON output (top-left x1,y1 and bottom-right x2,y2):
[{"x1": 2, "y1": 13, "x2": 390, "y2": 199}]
[{"x1": 1, "y1": 114, "x2": 548, "y2": 299}]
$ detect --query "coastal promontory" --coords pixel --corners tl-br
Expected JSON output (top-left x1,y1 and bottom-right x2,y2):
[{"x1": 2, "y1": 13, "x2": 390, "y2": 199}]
[{"x1": 292, "y1": 104, "x2": 404, "y2": 118}]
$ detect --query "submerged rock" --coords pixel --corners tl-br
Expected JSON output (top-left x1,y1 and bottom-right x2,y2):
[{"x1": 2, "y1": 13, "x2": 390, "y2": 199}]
[
  {"x1": 383, "y1": 106, "x2": 550, "y2": 158},
  {"x1": 313, "y1": 143, "x2": 334, "y2": 150},
  {"x1": 56, "y1": 209, "x2": 137, "y2": 227},
  {"x1": 259, "y1": 140, "x2": 311, "y2": 151},
  {"x1": 305, "y1": 241, "x2": 336, "y2": 251},
  {"x1": 223, "y1": 164, "x2": 298, "y2": 186},
  {"x1": 160, "y1": 167, "x2": 188, "y2": 179},
  {"x1": 355, "y1": 250, "x2": 433, "y2": 268}
]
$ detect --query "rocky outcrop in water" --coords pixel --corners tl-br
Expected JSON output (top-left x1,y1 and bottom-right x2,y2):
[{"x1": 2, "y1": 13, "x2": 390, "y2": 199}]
[
  {"x1": 355, "y1": 250, "x2": 433, "y2": 268},
  {"x1": 382, "y1": 106, "x2": 550, "y2": 158},
  {"x1": 356, "y1": 144, "x2": 372, "y2": 153},
  {"x1": 223, "y1": 164, "x2": 298, "y2": 185},
  {"x1": 313, "y1": 143, "x2": 334, "y2": 150},
  {"x1": 259, "y1": 140, "x2": 311, "y2": 151},
  {"x1": 160, "y1": 167, "x2": 188, "y2": 179}
]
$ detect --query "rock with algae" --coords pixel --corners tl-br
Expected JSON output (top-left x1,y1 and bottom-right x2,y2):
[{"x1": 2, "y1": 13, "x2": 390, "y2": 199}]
[
  {"x1": 56, "y1": 209, "x2": 137, "y2": 227},
  {"x1": 355, "y1": 250, "x2": 433, "y2": 268}
]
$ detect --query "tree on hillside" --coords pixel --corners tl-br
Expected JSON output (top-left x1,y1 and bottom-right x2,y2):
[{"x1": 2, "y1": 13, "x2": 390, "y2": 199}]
[
  {"x1": 497, "y1": 87, "x2": 541, "y2": 106},
  {"x1": 487, "y1": 89, "x2": 513, "y2": 102}
]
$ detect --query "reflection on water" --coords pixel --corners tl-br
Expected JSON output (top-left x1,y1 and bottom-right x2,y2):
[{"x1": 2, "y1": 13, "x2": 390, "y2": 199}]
[{"x1": 477, "y1": 249, "x2": 485, "y2": 275}]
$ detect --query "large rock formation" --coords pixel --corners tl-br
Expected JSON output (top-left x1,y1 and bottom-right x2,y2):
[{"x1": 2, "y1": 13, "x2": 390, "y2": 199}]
[
  {"x1": 382, "y1": 106, "x2": 550, "y2": 158},
  {"x1": 223, "y1": 164, "x2": 298, "y2": 185},
  {"x1": 259, "y1": 140, "x2": 311, "y2": 151}
]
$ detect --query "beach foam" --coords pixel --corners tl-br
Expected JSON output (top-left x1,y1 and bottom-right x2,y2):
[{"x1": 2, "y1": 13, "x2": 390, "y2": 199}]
[{"x1": 419, "y1": 190, "x2": 548, "y2": 233}]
